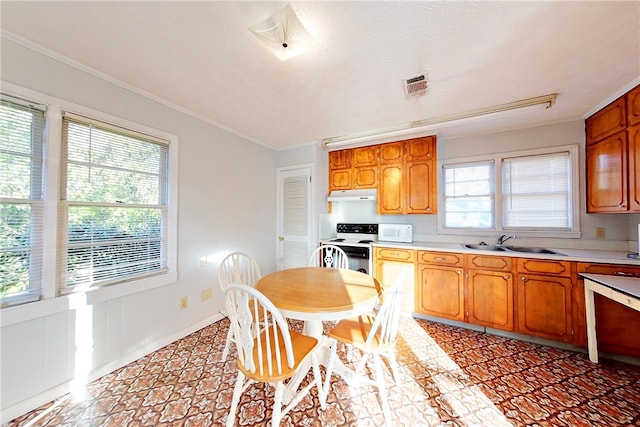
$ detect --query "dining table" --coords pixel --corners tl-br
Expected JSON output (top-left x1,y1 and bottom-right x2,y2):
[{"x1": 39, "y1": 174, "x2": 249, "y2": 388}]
[
  {"x1": 255, "y1": 266, "x2": 381, "y2": 400},
  {"x1": 255, "y1": 266, "x2": 381, "y2": 338}
]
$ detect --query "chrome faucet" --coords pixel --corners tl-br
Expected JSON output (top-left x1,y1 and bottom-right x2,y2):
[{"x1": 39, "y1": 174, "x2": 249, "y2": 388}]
[{"x1": 497, "y1": 234, "x2": 516, "y2": 245}]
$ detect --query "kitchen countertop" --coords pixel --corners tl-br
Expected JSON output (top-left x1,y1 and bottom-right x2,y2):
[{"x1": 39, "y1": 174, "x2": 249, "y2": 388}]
[{"x1": 372, "y1": 240, "x2": 640, "y2": 266}]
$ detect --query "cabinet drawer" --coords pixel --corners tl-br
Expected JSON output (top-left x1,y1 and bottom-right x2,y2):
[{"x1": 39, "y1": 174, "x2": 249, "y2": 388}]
[
  {"x1": 516, "y1": 258, "x2": 571, "y2": 277},
  {"x1": 466, "y1": 254, "x2": 512, "y2": 271},
  {"x1": 375, "y1": 247, "x2": 416, "y2": 262},
  {"x1": 417, "y1": 251, "x2": 462, "y2": 266}
]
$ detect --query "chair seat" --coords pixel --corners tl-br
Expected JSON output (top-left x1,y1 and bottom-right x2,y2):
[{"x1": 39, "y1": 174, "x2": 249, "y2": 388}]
[
  {"x1": 328, "y1": 315, "x2": 388, "y2": 353},
  {"x1": 240, "y1": 329, "x2": 319, "y2": 382}
]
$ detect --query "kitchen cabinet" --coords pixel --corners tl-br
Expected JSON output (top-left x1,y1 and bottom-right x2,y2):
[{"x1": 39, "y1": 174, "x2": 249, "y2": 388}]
[
  {"x1": 374, "y1": 247, "x2": 416, "y2": 313},
  {"x1": 629, "y1": 123, "x2": 640, "y2": 210},
  {"x1": 585, "y1": 84, "x2": 640, "y2": 213},
  {"x1": 575, "y1": 263, "x2": 640, "y2": 358},
  {"x1": 352, "y1": 145, "x2": 378, "y2": 189},
  {"x1": 586, "y1": 130, "x2": 628, "y2": 212},
  {"x1": 586, "y1": 97, "x2": 626, "y2": 144},
  {"x1": 516, "y1": 258, "x2": 573, "y2": 343},
  {"x1": 465, "y1": 254, "x2": 514, "y2": 331},
  {"x1": 378, "y1": 136, "x2": 437, "y2": 214},
  {"x1": 328, "y1": 149, "x2": 352, "y2": 191},
  {"x1": 416, "y1": 250, "x2": 464, "y2": 321}
]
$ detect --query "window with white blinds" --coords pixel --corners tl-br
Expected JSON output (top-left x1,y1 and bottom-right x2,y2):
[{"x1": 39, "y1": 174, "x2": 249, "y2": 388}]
[
  {"x1": 443, "y1": 161, "x2": 495, "y2": 228},
  {"x1": 502, "y1": 151, "x2": 571, "y2": 229},
  {"x1": 60, "y1": 113, "x2": 169, "y2": 290},
  {"x1": 0, "y1": 97, "x2": 46, "y2": 306},
  {"x1": 441, "y1": 145, "x2": 578, "y2": 234}
]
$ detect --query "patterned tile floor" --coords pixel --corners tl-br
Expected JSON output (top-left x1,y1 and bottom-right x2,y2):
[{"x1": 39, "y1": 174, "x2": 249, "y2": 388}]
[{"x1": 9, "y1": 317, "x2": 640, "y2": 426}]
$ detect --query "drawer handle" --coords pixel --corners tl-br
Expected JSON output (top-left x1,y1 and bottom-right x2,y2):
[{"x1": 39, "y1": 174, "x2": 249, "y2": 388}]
[{"x1": 434, "y1": 257, "x2": 446, "y2": 261}]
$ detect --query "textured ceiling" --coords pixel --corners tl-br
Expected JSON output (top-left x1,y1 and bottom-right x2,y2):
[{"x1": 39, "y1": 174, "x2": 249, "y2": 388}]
[{"x1": 1, "y1": 1, "x2": 639, "y2": 151}]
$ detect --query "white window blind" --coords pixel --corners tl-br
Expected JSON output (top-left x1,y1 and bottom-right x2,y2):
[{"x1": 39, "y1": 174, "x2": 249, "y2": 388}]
[
  {"x1": 60, "y1": 113, "x2": 169, "y2": 290},
  {"x1": 502, "y1": 151, "x2": 571, "y2": 229},
  {"x1": 0, "y1": 96, "x2": 46, "y2": 306},
  {"x1": 443, "y1": 161, "x2": 495, "y2": 228}
]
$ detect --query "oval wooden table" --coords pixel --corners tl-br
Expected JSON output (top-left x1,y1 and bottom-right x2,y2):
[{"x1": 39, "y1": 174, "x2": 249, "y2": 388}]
[{"x1": 256, "y1": 266, "x2": 380, "y2": 338}]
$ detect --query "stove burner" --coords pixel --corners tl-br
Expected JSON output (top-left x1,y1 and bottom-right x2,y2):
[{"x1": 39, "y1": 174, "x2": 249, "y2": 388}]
[
  {"x1": 358, "y1": 239, "x2": 373, "y2": 244},
  {"x1": 331, "y1": 238, "x2": 345, "y2": 242}
]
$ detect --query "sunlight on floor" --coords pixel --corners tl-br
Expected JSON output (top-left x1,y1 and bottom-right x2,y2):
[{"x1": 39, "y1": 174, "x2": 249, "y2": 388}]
[{"x1": 401, "y1": 317, "x2": 513, "y2": 426}]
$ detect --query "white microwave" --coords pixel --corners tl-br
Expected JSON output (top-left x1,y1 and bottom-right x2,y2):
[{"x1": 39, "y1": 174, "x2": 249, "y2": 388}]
[{"x1": 378, "y1": 224, "x2": 413, "y2": 243}]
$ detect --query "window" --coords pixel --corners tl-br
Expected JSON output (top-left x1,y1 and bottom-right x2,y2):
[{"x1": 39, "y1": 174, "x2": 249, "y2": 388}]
[
  {"x1": 441, "y1": 146, "x2": 578, "y2": 236},
  {"x1": 1, "y1": 85, "x2": 177, "y2": 308},
  {"x1": 443, "y1": 161, "x2": 495, "y2": 228},
  {"x1": 60, "y1": 113, "x2": 169, "y2": 291},
  {"x1": 0, "y1": 97, "x2": 46, "y2": 306}
]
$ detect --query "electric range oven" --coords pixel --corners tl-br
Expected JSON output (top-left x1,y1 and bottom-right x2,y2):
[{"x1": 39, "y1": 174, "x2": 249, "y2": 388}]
[{"x1": 319, "y1": 223, "x2": 378, "y2": 275}]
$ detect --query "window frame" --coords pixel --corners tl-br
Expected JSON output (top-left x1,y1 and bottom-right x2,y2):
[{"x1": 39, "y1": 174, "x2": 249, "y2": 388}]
[
  {"x1": 1, "y1": 82, "x2": 178, "y2": 309},
  {"x1": 437, "y1": 144, "x2": 580, "y2": 238}
]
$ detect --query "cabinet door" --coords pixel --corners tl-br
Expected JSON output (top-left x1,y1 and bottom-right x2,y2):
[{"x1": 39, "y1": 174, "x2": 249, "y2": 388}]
[
  {"x1": 627, "y1": 84, "x2": 640, "y2": 126},
  {"x1": 378, "y1": 163, "x2": 403, "y2": 214},
  {"x1": 586, "y1": 130, "x2": 628, "y2": 212},
  {"x1": 586, "y1": 97, "x2": 626, "y2": 144},
  {"x1": 517, "y1": 274, "x2": 573, "y2": 342},
  {"x1": 352, "y1": 146, "x2": 378, "y2": 167},
  {"x1": 405, "y1": 160, "x2": 435, "y2": 214},
  {"x1": 379, "y1": 141, "x2": 403, "y2": 164},
  {"x1": 375, "y1": 259, "x2": 415, "y2": 314},
  {"x1": 467, "y1": 269, "x2": 514, "y2": 331},
  {"x1": 405, "y1": 136, "x2": 435, "y2": 162},
  {"x1": 417, "y1": 264, "x2": 464, "y2": 321},
  {"x1": 353, "y1": 166, "x2": 377, "y2": 189},
  {"x1": 629, "y1": 124, "x2": 640, "y2": 211},
  {"x1": 329, "y1": 168, "x2": 352, "y2": 191},
  {"x1": 329, "y1": 149, "x2": 352, "y2": 169}
]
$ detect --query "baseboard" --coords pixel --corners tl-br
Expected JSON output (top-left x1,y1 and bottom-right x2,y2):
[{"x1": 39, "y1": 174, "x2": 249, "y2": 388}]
[{"x1": 1, "y1": 313, "x2": 225, "y2": 425}]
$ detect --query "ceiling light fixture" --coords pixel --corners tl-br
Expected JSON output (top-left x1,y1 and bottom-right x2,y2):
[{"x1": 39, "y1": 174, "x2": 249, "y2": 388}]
[
  {"x1": 249, "y1": 4, "x2": 315, "y2": 61},
  {"x1": 323, "y1": 93, "x2": 558, "y2": 149}
]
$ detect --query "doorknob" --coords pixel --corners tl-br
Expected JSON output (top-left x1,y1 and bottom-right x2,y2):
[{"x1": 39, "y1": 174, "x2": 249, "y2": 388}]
[{"x1": 279, "y1": 236, "x2": 285, "y2": 241}]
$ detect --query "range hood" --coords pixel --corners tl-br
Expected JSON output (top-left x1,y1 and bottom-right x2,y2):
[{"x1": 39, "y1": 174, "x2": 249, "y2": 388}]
[{"x1": 327, "y1": 189, "x2": 377, "y2": 201}]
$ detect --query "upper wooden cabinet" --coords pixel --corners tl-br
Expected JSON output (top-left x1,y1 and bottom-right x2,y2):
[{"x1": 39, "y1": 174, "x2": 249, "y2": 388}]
[
  {"x1": 586, "y1": 97, "x2": 626, "y2": 144},
  {"x1": 378, "y1": 136, "x2": 437, "y2": 215},
  {"x1": 585, "y1": 84, "x2": 640, "y2": 213},
  {"x1": 328, "y1": 136, "x2": 437, "y2": 214},
  {"x1": 627, "y1": 84, "x2": 640, "y2": 126}
]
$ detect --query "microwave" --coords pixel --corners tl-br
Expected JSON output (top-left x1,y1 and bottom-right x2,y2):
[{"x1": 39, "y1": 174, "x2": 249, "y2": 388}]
[{"x1": 378, "y1": 224, "x2": 413, "y2": 243}]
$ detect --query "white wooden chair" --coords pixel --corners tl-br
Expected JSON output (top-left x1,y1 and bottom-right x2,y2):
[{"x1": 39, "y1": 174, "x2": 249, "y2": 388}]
[
  {"x1": 219, "y1": 251, "x2": 262, "y2": 360},
  {"x1": 322, "y1": 268, "x2": 409, "y2": 426},
  {"x1": 224, "y1": 284, "x2": 326, "y2": 427},
  {"x1": 309, "y1": 245, "x2": 349, "y2": 269}
]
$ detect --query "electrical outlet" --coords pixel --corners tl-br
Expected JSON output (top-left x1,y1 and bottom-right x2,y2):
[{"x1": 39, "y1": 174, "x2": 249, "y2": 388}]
[
  {"x1": 180, "y1": 296, "x2": 188, "y2": 309},
  {"x1": 201, "y1": 288, "x2": 212, "y2": 301},
  {"x1": 595, "y1": 227, "x2": 606, "y2": 239},
  {"x1": 199, "y1": 255, "x2": 207, "y2": 267}
]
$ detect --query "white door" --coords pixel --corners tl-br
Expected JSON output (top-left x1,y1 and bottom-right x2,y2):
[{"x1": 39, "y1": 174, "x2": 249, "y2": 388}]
[{"x1": 276, "y1": 165, "x2": 313, "y2": 270}]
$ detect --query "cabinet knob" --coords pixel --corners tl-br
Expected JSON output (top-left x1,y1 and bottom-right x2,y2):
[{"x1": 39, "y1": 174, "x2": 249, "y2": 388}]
[
  {"x1": 521, "y1": 276, "x2": 527, "y2": 281},
  {"x1": 457, "y1": 270, "x2": 461, "y2": 275},
  {"x1": 504, "y1": 275, "x2": 510, "y2": 280}
]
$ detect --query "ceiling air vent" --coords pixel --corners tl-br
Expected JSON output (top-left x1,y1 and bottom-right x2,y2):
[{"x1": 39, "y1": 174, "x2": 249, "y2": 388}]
[{"x1": 403, "y1": 74, "x2": 428, "y2": 98}]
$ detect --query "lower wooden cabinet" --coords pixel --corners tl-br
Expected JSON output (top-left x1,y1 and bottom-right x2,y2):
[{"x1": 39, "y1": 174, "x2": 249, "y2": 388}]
[
  {"x1": 517, "y1": 274, "x2": 573, "y2": 343},
  {"x1": 374, "y1": 247, "x2": 416, "y2": 313},
  {"x1": 467, "y1": 269, "x2": 514, "y2": 331},
  {"x1": 416, "y1": 252, "x2": 464, "y2": 321}
]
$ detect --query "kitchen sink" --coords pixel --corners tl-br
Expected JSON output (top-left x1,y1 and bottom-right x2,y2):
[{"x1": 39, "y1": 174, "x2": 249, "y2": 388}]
[
  {"x1": 462, "y1": 243, "x2": 566, "y2": 255},
  {"x1": 504, "y1": 246, "x2": 565, "y2": 255},
  {"x1": 462, "y1": 244, "x2": 506, "y2": 251}
]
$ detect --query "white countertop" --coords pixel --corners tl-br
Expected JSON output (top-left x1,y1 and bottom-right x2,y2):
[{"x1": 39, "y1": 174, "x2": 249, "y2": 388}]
[{"x1": 372, "y1": 240, "x2": 640, "y2": 266}]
